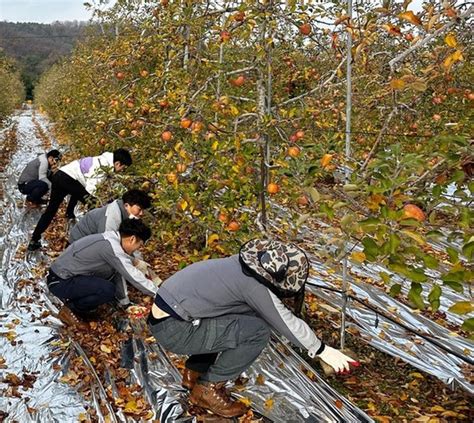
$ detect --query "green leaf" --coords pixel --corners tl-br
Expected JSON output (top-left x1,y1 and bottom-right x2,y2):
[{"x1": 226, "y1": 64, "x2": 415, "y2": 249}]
[
  {"x1": 401, "y1": 229, "x2": 426, "y2": 245},
  {"x1": 362, "y1": 236, "x2": 379, "y2": 260},
  {"x1": 342, "y1": 184, "x2": 359, "y2": 192},
  {"x1": 462, "y1": 241, "x2": 474, "y2": 261},
  {"x1": 461, "y1": 318, "x2": 474, "y2": 332},
  {"x1": 305, "y1": 187, "x2": 320, "y2": 203},
  {"x1": 389, "y1": 283, "x2": 402, "y2": 297},
  {"x1": 446, "y1": 246, "x2": 459, "y2": 264},
  {"x1": 428, "y1": 285, "x2": 441, "y2": 312},
  {"x1": 389, "y1": 233, "x2": 401, "y2": 255},
  {"x1": 426, "y1": 230, "x2": 443, "y2": 239},
  {"x1": 408, "y1": 282, "x2": 425, "y2": 309},
  {"x1": 432, "y1": 184, "x2": 442, "y2": 197},
  {"x1": 319, "y1": 202, "x2": 334, "y2": 219},
  {"x1": 359, "y1": 217, "x2": 380, "y2": 229},
  {"x1": 448, "y1": 301, "x2": 474, "y2": 315},
  {"x1": 442, "y1": 280, "x2": 464, "y2": 293},
  {"x1": 379, "y1": 272, "x2": 391, "y2": 284},
  {"x1": 422, "y1": 254, "x2": 439, "y2": 269}
]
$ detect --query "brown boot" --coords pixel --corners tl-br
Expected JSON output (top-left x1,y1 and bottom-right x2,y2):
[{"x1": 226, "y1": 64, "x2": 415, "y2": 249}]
[
  {"x1": 189, "y1": 381, "x2": 249, "y2": 418},
  {"x1": 182, "y1": 368, "x2": 201, "y2": 390},
  {"x1": 57, "y1": 306, "x2": 89, "y2": 331}
]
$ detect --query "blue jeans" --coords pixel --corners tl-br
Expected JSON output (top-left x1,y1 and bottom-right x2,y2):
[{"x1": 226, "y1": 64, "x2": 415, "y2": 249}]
[
  {"x1": 47, "y1": 271, "x2": 116, "y2": 313},
  {"x1": 18, "y1": 180, "x2": 49, "y2": 203}
]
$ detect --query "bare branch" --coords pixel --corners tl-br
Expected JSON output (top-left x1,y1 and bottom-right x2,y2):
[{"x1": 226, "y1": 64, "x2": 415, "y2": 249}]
[
  {"x1": 274, "y1": 57, "x2": 347, "y2": 109},
  {"x1": 360, "y1": 107, "x2": 399, "y2": 175}
]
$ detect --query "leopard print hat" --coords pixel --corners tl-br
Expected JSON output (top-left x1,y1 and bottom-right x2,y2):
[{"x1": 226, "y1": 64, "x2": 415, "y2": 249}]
[{"x1": 239, "y1": 238, "x2": 309, "y2": 296}]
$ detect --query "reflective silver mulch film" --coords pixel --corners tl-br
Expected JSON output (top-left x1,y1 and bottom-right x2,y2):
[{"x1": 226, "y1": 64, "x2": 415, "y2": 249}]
[
  {"x1": 267, "y1": 205, "x2": 474, "y2": 394},
  {"x1": 1, "y1": 108, "x2": 374, "y2": 422}
]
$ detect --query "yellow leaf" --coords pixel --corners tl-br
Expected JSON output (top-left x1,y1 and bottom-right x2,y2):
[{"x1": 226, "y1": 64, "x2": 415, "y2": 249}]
[
  {"x1": 390, "y1": 78, "x2": 405, "y2": 90},
  {"x1": 409, "y1": 372, "x2": 424, "y2": 379},
  {"x1": 100, "y1": 344, "x2": 112, "y2": 354},
  {"x1": 448, "y1": 301, "x2": 473, "y2": 315},
  {"x1": 351, "y1": 251, "x2": 366, "y2": 264},
  {"x1": 443, "y1": 50, "x2": 464, "y2": 69},
  {"x1": 321, "y1": 153, "x2": 333, "y2": 168},
  {"x1": 208, "y1": 233, "x2": 219, "y2": 245},
  {"x1": 444, "y1": 33, "x2": 457, "y2": 47},
  {"x1": 211, "y1": 140, "x2": 219, "y2": 151},
  {"x1": 264, "y1": 397, "x2": 274, "y2": 409},
  {"x1": 430, "y1": 405, "x2": 445, "y2": 413},
  {"x1": 123, "y1": 400, "x2": 138, "y2": 413},
  {"x1": 401, "y1": 230, "x2": 426, "y2": 245},
  {"x1": 238, "y1": 396, "x2": 252, "y2": 407},
  {"x1": 398, "y1": 10, "x2": 422, "y2": 26},
  {"x1": 178, "y1": 199, "x2": 188, "y2": 211}
]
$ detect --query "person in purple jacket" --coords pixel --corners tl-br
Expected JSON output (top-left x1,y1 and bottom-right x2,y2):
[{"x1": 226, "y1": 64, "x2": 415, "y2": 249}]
[{"x1": 147, "y1": 239, "x2": 360, "y2": 418}]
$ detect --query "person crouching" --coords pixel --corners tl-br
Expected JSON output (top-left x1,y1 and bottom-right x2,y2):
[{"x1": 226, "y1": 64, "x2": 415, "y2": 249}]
[
  {"x1": 47, "y1": 219, "x2": 157, "y2": 330},
  {"x1": 147, "y1": 239, "x2": 360, "y2": 418}
]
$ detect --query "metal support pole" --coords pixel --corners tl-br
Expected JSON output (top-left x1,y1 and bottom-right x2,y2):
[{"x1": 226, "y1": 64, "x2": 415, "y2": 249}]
[{"x1": 340, "y1": 0, "x2": 353, "y2": 350}]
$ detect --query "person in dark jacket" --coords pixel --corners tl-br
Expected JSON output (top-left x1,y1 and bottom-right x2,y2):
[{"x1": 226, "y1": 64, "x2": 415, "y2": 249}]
[
  {"x1": 28, "y1": 148, "x2": 132, "y2": 251},
  {"x1": 47, "y1": 219, "x2": 157, "y2": 330},
  {"x1": 18, "y1": 149, "x2": 61, "y2": 205},
  {"x1": 147, "y1": 239, "x2": 360, "y2": 418},
  {"x1": 69, "y1": 189, "x2": 152, "y2": 243}
]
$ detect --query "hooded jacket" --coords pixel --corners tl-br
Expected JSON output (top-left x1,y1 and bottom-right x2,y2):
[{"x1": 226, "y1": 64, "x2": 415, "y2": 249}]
[
  {"x1": 60, "y1": 152, "x2": 114, "y2": 195},
  {"x1": 69, "y1": 199, "x2": 128, "y2": 243},
  {"x1": 155, "y1": 255, "x2": 322, "y2": 356},
  {"x1": 51, "y1": 231, "x2": 157, "y2": 297}
]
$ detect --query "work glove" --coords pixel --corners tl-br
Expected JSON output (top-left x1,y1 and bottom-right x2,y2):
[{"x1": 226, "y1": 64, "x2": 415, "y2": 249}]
[{"x1": 311, "y1": 344, "x2": 360, "y2": 374}]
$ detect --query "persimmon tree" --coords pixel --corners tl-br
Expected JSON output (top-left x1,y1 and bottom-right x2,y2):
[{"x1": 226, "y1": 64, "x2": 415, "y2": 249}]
[{"x1": 35, "y1": 0, "x2": 473, "y2": 330}]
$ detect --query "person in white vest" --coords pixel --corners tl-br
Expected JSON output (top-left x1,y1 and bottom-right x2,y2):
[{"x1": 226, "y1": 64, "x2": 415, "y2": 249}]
[{"x1": 28, "y1": 148, "x2": 132, "y2": 251}]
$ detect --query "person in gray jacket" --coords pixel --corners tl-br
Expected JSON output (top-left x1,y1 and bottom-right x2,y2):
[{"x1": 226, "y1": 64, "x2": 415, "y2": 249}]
[
  {"x1": 18, "y1": 149, "x2": 61, "y2": 205},
  {"x1": 147, "y1": 239, "x2": 360, "y2": 418},
  {"x1": 69, "y1": 189, "x2": 152, "y2": 243},
  {"x1": 47, "y1": 219, "x2": 157, "y2": 330}
]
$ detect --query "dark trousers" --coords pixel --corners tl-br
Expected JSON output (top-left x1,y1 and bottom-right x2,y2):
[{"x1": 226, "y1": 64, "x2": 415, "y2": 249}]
[
  {"x1": 149, "y1": 314, "x2": 271, "y2": 382},
  {"x1": 32, "y1": 170, "x2": 92, "y2": 241},
  {"x1": 47, "y1": 271, "x2": 116, "y2": 313},
  {"x1": 18, "y1": 180, "x2": 49, "y2": 203}
]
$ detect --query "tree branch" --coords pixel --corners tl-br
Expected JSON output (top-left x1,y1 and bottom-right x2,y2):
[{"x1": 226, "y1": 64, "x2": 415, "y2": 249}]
[
  {"x1": 360, "y1": 106, "x2": 398, "y2": 175},
  {"x1": 388, "y1": 5, "x2": 473, "y2": 72}
]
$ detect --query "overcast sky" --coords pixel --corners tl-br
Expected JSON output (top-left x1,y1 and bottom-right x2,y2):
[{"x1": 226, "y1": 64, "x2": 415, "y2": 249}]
[
  {"x1": 0, "y1": 0, "x2": 95, "y2": 23},
  {"x1": 0, "y1": 0, "x2": 427, "y2": 24}
]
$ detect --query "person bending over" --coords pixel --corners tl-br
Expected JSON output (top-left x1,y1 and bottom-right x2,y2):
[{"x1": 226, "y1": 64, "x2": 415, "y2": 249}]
[
  {"x1": 28, "y1": 148, "x2": 132, "y2": 251},
  {"x1": 147, "y1": 239, "x2": 359, "y2": 418},
  {"x1": 69, "y1": 189, "x2": 151, "y2": 243},
  {"x1": 18, "y1": 149, "x2": 62, "y2": 205},
  {"x1": 47, "y1": 219, "x2": 157, "y2": 330}
]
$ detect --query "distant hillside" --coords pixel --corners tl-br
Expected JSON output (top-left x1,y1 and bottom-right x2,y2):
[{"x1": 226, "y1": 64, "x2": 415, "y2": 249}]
[{"x1": 0, "y1": 21, "x2": 88, "y2": 98}]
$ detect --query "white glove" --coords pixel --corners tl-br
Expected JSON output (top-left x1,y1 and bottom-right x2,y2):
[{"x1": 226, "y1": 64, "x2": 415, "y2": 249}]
[
  {"x1": 317, "y1": 345, "x2": 360, "y2": 374},
  {"x1": 134, "y1": 258, "x2": 150, "y2": 274}
]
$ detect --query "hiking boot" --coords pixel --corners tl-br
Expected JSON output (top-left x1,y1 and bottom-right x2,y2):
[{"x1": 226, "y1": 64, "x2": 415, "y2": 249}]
[
  {"x1": 57, "y1": 305, "x2": 89, "y2": 331},
  {"x1": 27, "y1": 240, "x2": 42, "y2": 251},
  {"x1": 189, "y1": 381, "x2": 249, "y2": 418},
  {"x1": 182, "y1": 368, "x2": 201, "y2": 390}
]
